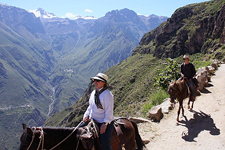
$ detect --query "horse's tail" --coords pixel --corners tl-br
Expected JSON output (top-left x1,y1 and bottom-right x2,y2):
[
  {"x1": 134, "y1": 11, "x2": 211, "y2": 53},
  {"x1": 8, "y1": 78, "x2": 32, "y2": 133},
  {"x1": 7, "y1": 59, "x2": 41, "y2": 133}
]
[{"x1": 130, "y1": 121, "x2": 146, "y2": 150}]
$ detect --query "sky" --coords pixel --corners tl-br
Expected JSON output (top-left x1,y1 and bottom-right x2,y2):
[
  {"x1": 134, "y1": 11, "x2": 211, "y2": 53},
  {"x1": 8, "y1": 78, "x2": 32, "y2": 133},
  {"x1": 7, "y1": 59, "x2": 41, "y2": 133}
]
[{"x1": 0, "y1": 0, "x2": 208, "y2": 18}]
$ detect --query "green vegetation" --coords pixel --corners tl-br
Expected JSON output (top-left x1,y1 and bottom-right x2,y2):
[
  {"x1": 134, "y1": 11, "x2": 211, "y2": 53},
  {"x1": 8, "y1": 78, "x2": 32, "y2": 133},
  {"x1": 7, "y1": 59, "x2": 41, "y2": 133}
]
[
  {"x1": 153, "y1": 58, "x2": 180, "y2": 89},
  {"x1": 142, "y1": 89, "x2": 169, "y2": 114}
]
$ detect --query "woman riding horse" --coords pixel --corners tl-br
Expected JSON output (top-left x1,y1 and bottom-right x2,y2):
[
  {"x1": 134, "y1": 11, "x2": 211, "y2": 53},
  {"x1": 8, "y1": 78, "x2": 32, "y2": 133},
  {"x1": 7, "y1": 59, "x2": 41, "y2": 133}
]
[
  {"x1": 19, "y1": 73, "x2": 146, "y2": 150},
  {"x1": 83, "y1": 73, "x2": 114, "y2": 150}
]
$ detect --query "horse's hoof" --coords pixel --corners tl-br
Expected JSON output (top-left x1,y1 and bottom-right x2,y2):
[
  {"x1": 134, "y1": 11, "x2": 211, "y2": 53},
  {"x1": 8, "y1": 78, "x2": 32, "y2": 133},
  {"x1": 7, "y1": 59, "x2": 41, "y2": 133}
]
[{"x1": 188, "y1": 105, "x2": 190, "y2": 109}]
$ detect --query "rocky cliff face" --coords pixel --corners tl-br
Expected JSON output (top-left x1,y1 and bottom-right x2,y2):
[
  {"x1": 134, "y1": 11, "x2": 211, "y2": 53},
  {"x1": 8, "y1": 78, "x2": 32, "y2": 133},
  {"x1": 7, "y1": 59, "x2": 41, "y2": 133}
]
[{"x1": 133, "y1": 0, "x2": 225, "y2": 58}]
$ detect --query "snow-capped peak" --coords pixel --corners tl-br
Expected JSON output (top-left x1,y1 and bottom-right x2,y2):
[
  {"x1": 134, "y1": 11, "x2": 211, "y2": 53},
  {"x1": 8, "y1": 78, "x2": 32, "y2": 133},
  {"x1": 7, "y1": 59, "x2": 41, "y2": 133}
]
[
  {"x1": 28, "y1": 8, "x2": 57, "y2": 18},
  {"x1": 62, "y1": 12, "x2": 97, "y2": 20}
]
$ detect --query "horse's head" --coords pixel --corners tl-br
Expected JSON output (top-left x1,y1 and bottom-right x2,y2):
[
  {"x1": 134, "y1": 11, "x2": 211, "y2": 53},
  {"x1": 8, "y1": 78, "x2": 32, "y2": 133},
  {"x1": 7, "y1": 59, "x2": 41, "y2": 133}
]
[
  {"x1": 168, "y1": 81, "x2": 178, "y2": 103},
  {"x1": 19, "y1": 124, "x2": 43, "y2": 150},
  {"x1": 19, "y1": 124, "x2": 33, "y2": 150}
]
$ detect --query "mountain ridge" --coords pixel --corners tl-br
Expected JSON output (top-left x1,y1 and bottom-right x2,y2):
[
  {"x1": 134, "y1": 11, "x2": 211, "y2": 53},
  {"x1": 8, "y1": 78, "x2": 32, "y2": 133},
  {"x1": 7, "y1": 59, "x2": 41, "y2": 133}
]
[{"x1": 0, "y1": 4, "x2": 168, "y2": 149}]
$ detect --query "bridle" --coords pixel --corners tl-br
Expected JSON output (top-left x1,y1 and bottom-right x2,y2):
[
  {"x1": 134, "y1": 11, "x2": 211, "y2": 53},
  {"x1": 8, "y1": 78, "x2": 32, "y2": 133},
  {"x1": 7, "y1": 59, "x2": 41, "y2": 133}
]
[
  {"x1": 168, "y1": 82, "x2": 181, "y2": 103},
  {"x1": 26, "y1": 121, "x2": 84, "y2": 150},
  {"x1": 26, "y1": 127, "x2": 44, "y2": 150}
]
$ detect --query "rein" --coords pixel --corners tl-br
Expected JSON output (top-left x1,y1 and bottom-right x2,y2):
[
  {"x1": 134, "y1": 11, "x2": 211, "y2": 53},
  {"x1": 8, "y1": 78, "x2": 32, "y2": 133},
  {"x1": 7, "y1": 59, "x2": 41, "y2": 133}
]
[
  {"x1": 49, "y1": 121, "x2": 83, "y2": 150},
  {"x1": 26, "y1": 127, "x2": 44, "y2": 150},
  {"x1": 27, "y1": 121, "x2": 83, "y2": 150}
]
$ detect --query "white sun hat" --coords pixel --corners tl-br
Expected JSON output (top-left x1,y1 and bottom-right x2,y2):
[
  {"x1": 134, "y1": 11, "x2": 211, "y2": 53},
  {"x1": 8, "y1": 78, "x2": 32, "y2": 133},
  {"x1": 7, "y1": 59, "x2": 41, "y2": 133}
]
[{"x1": 90, "y1": 73, "x2": 108, "y2": 83}]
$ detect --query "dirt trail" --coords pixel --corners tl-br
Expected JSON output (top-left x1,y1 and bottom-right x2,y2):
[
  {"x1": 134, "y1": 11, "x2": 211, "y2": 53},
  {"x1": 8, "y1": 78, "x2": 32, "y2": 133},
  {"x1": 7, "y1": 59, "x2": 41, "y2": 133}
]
[{"x1": 138, "y1": 64, "x2": 225, "y2": 150}]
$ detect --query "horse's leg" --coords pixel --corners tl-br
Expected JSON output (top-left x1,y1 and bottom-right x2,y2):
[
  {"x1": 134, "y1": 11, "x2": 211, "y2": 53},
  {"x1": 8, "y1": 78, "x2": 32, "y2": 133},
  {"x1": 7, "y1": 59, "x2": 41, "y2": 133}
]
[
  {"x1": 190, "y1": 95, "x2": 196, "y2": 110},
  {"x1": 188, "y1": 96, "x2": 195, "y2": 110},
  {"x1": 189, "y1": 83, "x2": 197, "y2": 110},
  {"x1": 187, "y1": 98, "x2": 191, "y2": 109},
  {"x1": 177, "y1": 100, "x2": 185, "y2": 122},
  {"x1": 190, "y1": 85, "x2": 197, "y2": 110},
  {"x1": 181, "y1": 101, "x2": 185, "y2": 117},
  {"x1": 177, "y1": 102, "x2": 181, "y2": 122},
  {"x1": 191, "y1": 100, "x2": 194, "y2": 110},
  {"x1": 188, "y1": 94, "x2": 196, "y2": 111}
]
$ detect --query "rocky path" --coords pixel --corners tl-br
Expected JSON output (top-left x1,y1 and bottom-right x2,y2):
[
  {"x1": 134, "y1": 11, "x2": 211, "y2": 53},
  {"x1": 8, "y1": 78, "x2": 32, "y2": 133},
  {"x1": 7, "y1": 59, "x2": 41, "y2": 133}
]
[{"x1": 138, "y1": 64, "x2": 225, "y2": 150}]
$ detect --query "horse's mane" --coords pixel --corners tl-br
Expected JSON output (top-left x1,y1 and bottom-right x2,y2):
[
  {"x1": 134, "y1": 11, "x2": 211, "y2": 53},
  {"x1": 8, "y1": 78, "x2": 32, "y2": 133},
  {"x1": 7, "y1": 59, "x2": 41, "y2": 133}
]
[{"x1": 174, "y1": 78, "x2": 189, "y2": 99}]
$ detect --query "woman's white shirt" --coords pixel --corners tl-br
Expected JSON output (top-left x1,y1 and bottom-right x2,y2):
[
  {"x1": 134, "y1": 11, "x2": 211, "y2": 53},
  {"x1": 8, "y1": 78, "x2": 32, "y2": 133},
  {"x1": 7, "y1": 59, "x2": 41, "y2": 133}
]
[{"x1": 84, "y1": 89, "x2": 114, "y2": 123}]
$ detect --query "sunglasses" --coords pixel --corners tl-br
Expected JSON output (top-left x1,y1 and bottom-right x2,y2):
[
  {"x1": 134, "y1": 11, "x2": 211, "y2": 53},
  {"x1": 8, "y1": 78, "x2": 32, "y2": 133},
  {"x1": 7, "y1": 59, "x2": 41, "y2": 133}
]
[{"x1": 94, "y1": 79, "x2": 101, "y2": 82}]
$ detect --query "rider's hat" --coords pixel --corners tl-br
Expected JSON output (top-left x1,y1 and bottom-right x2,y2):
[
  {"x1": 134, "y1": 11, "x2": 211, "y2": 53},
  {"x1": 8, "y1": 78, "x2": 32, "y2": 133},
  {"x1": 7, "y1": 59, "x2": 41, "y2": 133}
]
[{"x1": 183, "y1": 55, "x2": 190, "y2": 61}]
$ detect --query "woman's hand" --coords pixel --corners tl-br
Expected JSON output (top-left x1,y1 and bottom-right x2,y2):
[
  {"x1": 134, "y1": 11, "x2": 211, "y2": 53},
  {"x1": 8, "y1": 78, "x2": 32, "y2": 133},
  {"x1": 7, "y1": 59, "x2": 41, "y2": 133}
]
[
  {"x1": 100, "y1": 124, "x2": 107, "y2": 134},
  {"x1": 83, "y1": 116, "x2": 89, "y2": 122}
]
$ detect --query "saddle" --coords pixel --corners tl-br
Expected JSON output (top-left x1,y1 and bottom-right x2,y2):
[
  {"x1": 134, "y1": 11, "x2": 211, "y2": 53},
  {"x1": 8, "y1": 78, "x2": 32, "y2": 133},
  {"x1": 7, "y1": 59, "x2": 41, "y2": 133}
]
[
  {"x1": 182, "y1": 77, "x2": 198, "y2": 98},
  {"x1": 79, "y1": 119, "x2": 126, "y2": 150}
]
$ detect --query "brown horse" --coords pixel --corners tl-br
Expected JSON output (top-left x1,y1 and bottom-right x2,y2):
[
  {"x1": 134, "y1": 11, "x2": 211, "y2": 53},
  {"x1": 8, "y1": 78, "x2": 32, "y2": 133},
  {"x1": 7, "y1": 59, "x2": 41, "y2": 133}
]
[
  {"x1": 19, "y1": 118, "x2": 146, "y2": 150},
  {"x1": 168, "y1": 78, "x2": 197, "y2": 122}
]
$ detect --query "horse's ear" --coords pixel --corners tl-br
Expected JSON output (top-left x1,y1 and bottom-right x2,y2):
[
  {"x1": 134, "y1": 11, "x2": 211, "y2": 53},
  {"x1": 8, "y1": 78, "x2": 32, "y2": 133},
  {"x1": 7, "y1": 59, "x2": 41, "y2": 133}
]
[
  {"x1": 173, "y1": 82, "x2": 177, "y2": 86},
  {"x1": 27, "y1": 128, "x2": 33, "y2": 135},
  {"x1": 22, "y1": 123, "x2": 27, "y2": 130}
]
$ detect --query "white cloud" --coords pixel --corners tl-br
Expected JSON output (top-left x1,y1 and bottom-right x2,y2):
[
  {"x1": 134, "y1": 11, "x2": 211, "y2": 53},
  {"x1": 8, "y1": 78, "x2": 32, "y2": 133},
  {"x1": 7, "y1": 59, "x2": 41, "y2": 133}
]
[{"x1": 84, "y1": 9, "x2": 93, "y2": 13}]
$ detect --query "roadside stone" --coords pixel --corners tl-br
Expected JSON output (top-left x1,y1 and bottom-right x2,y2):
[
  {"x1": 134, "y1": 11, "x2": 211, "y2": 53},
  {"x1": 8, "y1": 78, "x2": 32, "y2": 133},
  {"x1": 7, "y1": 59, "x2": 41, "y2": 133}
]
[
  {"x1": 211, "y1": 62, "x2": 218, "y2": 70},
  {"x1": 159, "y1": 98, "x2": 175, "y2": 114},
  {"x1": 207, "y1": 66, "x2": 216, "y2": 74},
  {"x1": 128, "y1": 117, "x2": 152, "y2": 123},
  {"x1": 196, "y1": 67, "x2": 211, "y2": 91},
  {"x1": 147, "y1": 106, "x2": 162, "y2": 122}
]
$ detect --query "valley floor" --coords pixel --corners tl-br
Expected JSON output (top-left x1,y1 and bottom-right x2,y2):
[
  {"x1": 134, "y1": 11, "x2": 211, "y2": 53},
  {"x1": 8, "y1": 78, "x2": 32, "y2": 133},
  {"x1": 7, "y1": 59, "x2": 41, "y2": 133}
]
[{"x1": 138, "y1": 64, "x2": 225, "y2": 150}]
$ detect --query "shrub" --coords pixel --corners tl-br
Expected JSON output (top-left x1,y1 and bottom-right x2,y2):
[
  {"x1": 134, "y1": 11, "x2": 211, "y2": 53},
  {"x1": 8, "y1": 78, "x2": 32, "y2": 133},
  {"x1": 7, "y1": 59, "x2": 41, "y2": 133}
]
[{"x1": 153, "y1": 58, "x2": 180, "y2": 89}]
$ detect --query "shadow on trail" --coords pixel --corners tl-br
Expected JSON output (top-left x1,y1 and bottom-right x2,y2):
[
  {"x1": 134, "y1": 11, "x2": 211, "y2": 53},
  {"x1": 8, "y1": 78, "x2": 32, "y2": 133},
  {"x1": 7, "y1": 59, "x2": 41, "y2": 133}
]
[
  {"x1": 199, "y1": 87, "x2": 212, "y2": 94},
  {"x1": 178, "y1": 110, "x2": 220, "y2": 142}
]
